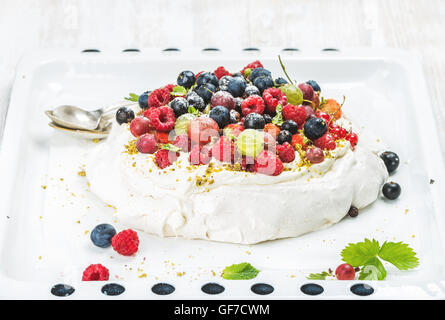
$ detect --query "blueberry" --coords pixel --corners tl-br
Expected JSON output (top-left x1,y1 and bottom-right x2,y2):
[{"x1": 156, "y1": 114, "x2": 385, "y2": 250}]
[
  {"x1": 230, "y1": 110, "x2": 240, "y2": 123},
  {"x1": 227, "y1": 77, "x2": 247, "y2": 98},
  {"x1": 263, "y1": 114, "x2": 272, "y2": 124},
  {"x1": 380, "y1": 151, "x2": 399, "y2": 174},
  {"x1": 196, "y1": 72, "x2": 219, "y2": 87},
  {"x1": 275, "y1": 77, "x2": 288, "y2": 86},
  {"x1": 209, "y1": 106, "x2": 230, "y2": 129},
  {"x1": 186, "y1": 91, "x2": 206, "y2": 111},
  {"x1": 281, "y1": 120, "x2": 298, "y2": 134},
  {"x1": 90, "y1": 224, "x2": 117, "y2": 248},
  {"x1": 138, "y1": 91, "x2": 150, "y2": 109},
  {"x1": 303, "y1": 117, "x2": 327, "y2": 140},
  {"x1": 193, "y1": 83, "x2": 215, "y2": 104},
  {"x1": 382, "y1": 182, "x2": 401, "y2": 200},
  {"x1": 218, "y1": 85, "x2": 229, "y2": 92},
  {"x1": 177, "y1": 70, "x2": 196, "y2": 89},
  {"x1": 115, "y1": 107, "x2": 135, "y2": 125},
  {"x1": 219, "y1": 75, "x2": 233, "y2": 87},
  {"x1": 170, "y1": 97, "x2": 189, "y2": 117},
  {"x1": 244, "y1": 113, "x2": 265, "y2": 130},
  {"x1": 249, "y1": 68, "x2": 272, "y2": 82},
  {"x1": 234, "y1": 97, "x2": 243, "y2": 112},
  {"x1": 232, "y1": 72, "x2": 244, "y2": 79},
  {"x1": 245, "y1": 85, "x2": 260, "y2": 96},
  {"x1": 277, "y1": 130, "x2": 292, "y2": 144},
  {"x1": 306, "y1": 80, "x2": 321, "y2": 92},
  {"x1": 253, "y1": 76, "x2": 274, "y2": 94}
]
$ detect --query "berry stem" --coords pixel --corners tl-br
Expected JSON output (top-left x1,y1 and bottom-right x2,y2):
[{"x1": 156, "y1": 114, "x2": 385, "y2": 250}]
[{"x1": 278, "y1": 55, "x2": 295, "y2": 86}]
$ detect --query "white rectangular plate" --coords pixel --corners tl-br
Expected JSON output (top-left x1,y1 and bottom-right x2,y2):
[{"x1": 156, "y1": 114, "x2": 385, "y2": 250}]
[{"x1": 1, "y1": 47, "x2": 445, "y2": 299}]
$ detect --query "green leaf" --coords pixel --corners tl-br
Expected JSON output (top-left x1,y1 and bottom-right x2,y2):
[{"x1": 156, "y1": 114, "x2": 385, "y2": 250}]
[
  {"x1": 188, "y1": 105, "x2": 200, "y2": 116},
  {"x1": 341, "y1": 238, "x2": 380, "y2": 267},
  {"x1": 359, "y1": 257, "x2": 387, "y2": 280},
  {"x1": 378, "y1": 241, "x2": 419, "y2": 270},
  {"x1": 161, "y1": 144, "x2": 181, "y2": 152},
  {"x1": 170, "y1": 85, "x2": 187, "y2": 97},
  {"x1": 306, "y1": 271, "x2": 332, "y2": 280},
  {"x1": 222, "y1": 262, "x2": 259, "y2": 280},
  {"x1": 271, "y1": 104, "x2": 284, "y2": 126},
  {"x1": 124, "y1": 92, "x2": 139, "y2": 102}
]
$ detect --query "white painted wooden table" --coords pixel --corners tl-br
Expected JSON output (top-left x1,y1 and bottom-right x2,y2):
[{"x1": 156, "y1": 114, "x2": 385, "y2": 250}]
[{"x1": 1, "y1": 0, "x2": 445, "y2": 150}]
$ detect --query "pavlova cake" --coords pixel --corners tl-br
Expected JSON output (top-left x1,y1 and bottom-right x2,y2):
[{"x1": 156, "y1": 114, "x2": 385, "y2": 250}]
[{"x1": 86, "y1": 59, "x2": 390, "y2": 244}]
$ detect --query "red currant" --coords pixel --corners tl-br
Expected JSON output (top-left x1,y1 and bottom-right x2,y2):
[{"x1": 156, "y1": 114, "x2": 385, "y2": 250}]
[
  {"x1": 345, "y1": 132, "x2": 358, "y2": 147},
  {"x1": 316, "y1": 111, "x2": 332, "y2": 126},
  {"x1": 335, "y1": 263, "x2": 355, "y2": 280},
  {"x1": 330, "y1": 125, "x2": 347, "y2": 139}
]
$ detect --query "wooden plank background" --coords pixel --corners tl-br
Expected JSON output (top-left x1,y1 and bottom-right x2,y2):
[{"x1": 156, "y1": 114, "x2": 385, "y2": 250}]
[{"x1": 1, "y1": 0, "x2": 444, "y2": 147}]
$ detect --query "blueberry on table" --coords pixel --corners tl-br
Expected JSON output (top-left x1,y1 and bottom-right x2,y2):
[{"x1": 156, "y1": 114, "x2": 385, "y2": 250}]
[
  {"x1": 138, "y1": 91, "x2": 150, "y2": 109},
  {"x1": 253, "y1": 76, "x2": 274, "y2": 94},
  {"x1": 227, "y1": 77, "x2": 247, "y2": 98},
  {"x1": 382, "y1": 182, "x2": 401, "y2": 200},
  {"x1": 170, "y1": 97, "x2": 189, "y2": 117},
  {"x1": 249, "y1": 68, "x2": 272, "y2": 82},
  {"x1": 91, "y1": 224, "x2": 117, "y2": 248},
  {"x1": 244, "y1": 112, "x2": 265, "y2": 130},
  {"x1": 196, "y1": 72, "x2": 219, "y2": 87},
  {"x1": 245, "y1": 85, "x2": 260, "y2": 97},
  {"x1": 306, "y1": 80, "x2": 321, "y2": 92},
  {"x1": 115, "y1": 107, "x2": 135, "y2": 125},
  {"x1": 177, "y1": 70, "x2": 196, "y2": 89},
  {"x1": 219, "y1": 75, "x2": 233, "y2": 87},
  {"x1": 209, "y1": 106, "x2": 230, "y2": 129},
  {"x1": 380, "y1": 151, "x2": 400, "y2": 174},
  {"x1": 303, "y1": 117, "x2": 327, "y2": 140},
  {"x1": 281, "y1": 120, "x2": 298, "y2": 134},
  {"x1": 277, "y1": 130, "x2": 292, "y2": 144},
  {"x1": 186, "y1": 91, "x2": 206, "y2": 111},
  {"x1": 194, "y1": 83, "x2": 216, "y2": 104}
]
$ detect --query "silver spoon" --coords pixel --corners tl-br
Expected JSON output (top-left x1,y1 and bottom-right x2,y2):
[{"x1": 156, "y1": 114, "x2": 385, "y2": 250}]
[{"x1": 45, "y1": 100, "x2": 138, "y2": 131}]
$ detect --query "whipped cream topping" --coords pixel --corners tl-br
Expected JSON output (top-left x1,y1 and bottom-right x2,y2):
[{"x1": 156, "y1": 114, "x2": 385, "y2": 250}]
[{"x1": 86, "y1": 115, "x2": 388, "y2": 244}]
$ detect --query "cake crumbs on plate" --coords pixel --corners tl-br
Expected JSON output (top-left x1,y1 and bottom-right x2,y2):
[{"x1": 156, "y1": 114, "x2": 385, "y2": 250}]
[
  {"x1": 41, "y1": 185, "x2": 47, "y2": 190},
  {"x1": 77, "y1": 170, "x2": 86, "y2": 177},
  {"x1": 138, "y1": 273, "x2": 147, "y2": 278}
]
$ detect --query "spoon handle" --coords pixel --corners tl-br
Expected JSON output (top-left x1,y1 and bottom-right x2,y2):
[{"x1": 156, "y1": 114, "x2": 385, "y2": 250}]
[{"x1": 101, "y1": 101, "x2": 138, "y2": 119}]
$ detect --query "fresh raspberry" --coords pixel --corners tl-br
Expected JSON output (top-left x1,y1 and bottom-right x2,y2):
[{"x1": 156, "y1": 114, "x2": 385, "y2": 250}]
[
  {"x1": 155, "y1": 131, "x2": 171, "y2": 144},
  {"x1": 345, "y1": 132, "x2": 358, "y2": 147},
  {"x1": 276, "y1": 142, "x2": 295, "y2": 163},
  {"x1": 143, "y1": 107, "x2": 156, "y2": 119},
  {"x1": 163, "y1": 84, "x2": 175, "y2": 93},
  {"x1": 223, "y1": 123, "x2": 244, "y2": 138},
  {"x1": 111, "y1": 229, "x2": 139, "y2": 256},
  {"x1": 262, "y1": 88, "x2": 288, "y2": 114},
  {"x1": 147, "y1": 88, "x2": 170, "y2": 108},
  {"x1": 211, "y1": 136, "x2": 235, "y2": 163},
  {"x1": 254, "y1": 150, "x2": 283, "y2": 176},
  {"x1": 214, "y1": 66, "x2": 231, "y2": 79},
  {"x1": 130, "y1": 116, "x2": 151, "y2": 137},
  {"x1": 330, "y1": 125, "x2": 347, "y2": 139},
  {"x1": 291, "y1": 133, "x2": 307, "y2": 150},
  {"x1": 173, "y1": 134, "x2": 190, "y2": 152},
  {"x1": 148, "y1": 106, "x2": 176, "y2": 132},
  {"x1": 155, "y1": 149, "x2": 179, "y2": 168},
  {"x1": 241, "y1": 95, "x2": 265, "y2": 116},
  {"x1": 313, "y1": 132, "x2": 336, "y2": 150},
  {"x1": 136, "y1": 133, "x2": 157, "y2": 154},
  {"x1": 82, "y1": 264, "x2": 109, "y2": 281},
  {"x1": 189, "y1": 144, "x2": 211, "y2": 165},
  {"x1": 282, "y1": 104, "x2": 306, "y2": 126},
  {"x1": 241, "y1": 60, "x2": 264, "y2": 75},
  {"x1": 264, "y1": 123, "x2": 280, "y2": 139}
]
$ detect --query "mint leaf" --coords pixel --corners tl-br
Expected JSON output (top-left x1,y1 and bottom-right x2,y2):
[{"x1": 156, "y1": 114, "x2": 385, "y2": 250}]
[
  {"x1": 378, "y1": 241, "x2": 419, "y2": 270},
  {"x1": 161, "y1": 144, "x2": 181, "y2": 152},
  {"x1": 171, "y1": 85, "x2": 187, "y2": 97},
  {"x1": 222, "y1": 262, "x2": 259, "y2": 280},
  {"x1": 359, "y1": 257, "x2": 387, "y2": 280},
  {"x1": 306, "y1": 271, "x2": 332, "y2": 280},
  {"x1": 188, "y1": 106, "x2": 199, "y2": 116},
  {"x1": 341, "y1": 238, "x2": 380, "y2": 267},
  {"x1": 272, "y1": 104, "x2": 284, "y2": 126},
  {"x1": 125, "y1": 93, "x2": 139, "y2": 102}
]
